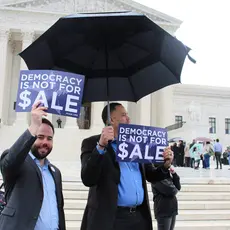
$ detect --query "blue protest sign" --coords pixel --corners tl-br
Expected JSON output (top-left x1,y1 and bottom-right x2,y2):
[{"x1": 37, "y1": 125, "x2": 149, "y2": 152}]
[
  {"x1": 116, "y1": 124, "x2": 168, "y2": 163},
  {"x1": 16, "y1": 70, "x2": 85, "y2": 118}
]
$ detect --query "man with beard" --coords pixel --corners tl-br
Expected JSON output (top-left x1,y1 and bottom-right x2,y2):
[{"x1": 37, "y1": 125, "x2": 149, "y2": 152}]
[
  {"x1": 0, "y1": 101, "x2": 66, "y2": 230},
  {"x1": 80, "y1": 102, "x2": 173, "y2": 230}
]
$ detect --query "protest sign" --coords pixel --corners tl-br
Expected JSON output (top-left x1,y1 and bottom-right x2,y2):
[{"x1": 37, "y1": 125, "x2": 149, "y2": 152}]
[
  {"x1": 16, "y1": 70, "x2": 85, "y2": 118},
  {"x1": 116, "y1": 123, "x2": 168, "y2": 163}
]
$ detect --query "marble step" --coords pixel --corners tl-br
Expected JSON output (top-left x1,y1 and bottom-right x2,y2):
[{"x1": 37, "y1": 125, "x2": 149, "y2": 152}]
[
  {"x1": 61, "y1": 175, "x2": 230, "y2": 182},
  {"x1": 63, "y1": 190, "x2": 230, "y2": 201},
  {"x1": 64, "y1": 199, "x2": 230, "y2": 210},
  {"x1": 64, "y1": 209, "x2": 230, "y2": 221},
  {"x1": 66, "y1": 220, "x2": 230, "y2": 230},
  {"x1": 2, "y1": 176, "x2": 230, "y2": 185},
  {"x1": 62, "y1": 181, "x2": 230, "y2": 192}
]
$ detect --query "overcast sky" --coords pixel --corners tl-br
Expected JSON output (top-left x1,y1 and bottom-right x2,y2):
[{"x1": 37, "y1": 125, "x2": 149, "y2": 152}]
[{"x1": 135, "y1": 0, "x2": 230, "y2": 87}]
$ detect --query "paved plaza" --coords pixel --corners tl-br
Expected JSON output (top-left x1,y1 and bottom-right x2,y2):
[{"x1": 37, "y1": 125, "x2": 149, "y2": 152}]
[{"x1": 52, "y1": 160, "x2": 230, "y2": 182}]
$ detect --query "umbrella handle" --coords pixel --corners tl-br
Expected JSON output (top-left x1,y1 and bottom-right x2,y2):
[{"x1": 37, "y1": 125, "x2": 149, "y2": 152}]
[{"x1": 107, "y1": 100, "x2": 111, "y2": 125}]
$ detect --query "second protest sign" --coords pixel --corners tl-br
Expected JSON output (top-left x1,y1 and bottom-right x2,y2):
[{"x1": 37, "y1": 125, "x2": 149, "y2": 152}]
[{"x1": 116, "y1": 123, "x2": 168, "y2": 163}]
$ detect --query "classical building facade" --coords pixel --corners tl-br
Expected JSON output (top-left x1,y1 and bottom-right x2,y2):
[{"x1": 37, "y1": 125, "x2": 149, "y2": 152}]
[
  {"x1": 0, "y1": 0, "x2": 181, "y2": 161},
  {"x1": 1, "y1": 0, "x2": 229, "y2": 161},
  {"x1": 170, "y1": 84, "x2": 230, "y2": 149}
]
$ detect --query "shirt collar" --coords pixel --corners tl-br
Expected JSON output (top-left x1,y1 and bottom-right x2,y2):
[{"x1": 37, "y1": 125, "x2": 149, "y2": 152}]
[{"x1": 29, "y1": 152, "x2": 50, "y2": 167}]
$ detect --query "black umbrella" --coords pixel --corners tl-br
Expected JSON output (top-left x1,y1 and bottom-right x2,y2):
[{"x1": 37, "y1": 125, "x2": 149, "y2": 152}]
[{"x1": 19, "y1": 11, "x2": 194, "y2": 122}]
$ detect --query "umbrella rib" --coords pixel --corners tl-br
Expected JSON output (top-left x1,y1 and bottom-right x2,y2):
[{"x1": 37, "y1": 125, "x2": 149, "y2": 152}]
[
  {"x1": 114, "y1": 50, "x2": 127, "y2": 69},
  {"x1": 58, "y1": 39, "x2": 86, "y2": 62},
  {"x1": 160, "y1": 60, "x2": 180, "y2": 83},
  {"x1": 89, "y1": 47, "x2": 102, "y2": 70},
  {"x1": 114, "y1": 49, "x2": 144, "y2": 101},
  {"x1": 127, "y1": 76, "x2": 138, "y2": 102},
  {"x1": 125, "y1": 40, "x2": 151, "y2": 53}
]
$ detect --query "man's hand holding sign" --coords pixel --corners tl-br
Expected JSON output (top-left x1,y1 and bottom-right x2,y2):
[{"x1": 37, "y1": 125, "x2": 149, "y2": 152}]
[
  {"x1": 97, "y1": 126, "x2": 115, "y2": 150},
  {"x1": 28, "y1": 101, "x2": 48, "y2": 136},
  {"x1": 163, "y1": 146, "x2": 174, "y2": 169}
]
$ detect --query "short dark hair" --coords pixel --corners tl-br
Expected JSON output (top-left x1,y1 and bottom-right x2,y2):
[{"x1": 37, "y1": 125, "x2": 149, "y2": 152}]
[
  {"x1": 101, "y1": 102, "x2": 122, "y2": 125},
  {"x1": 216, "y1": 138, "x2": 219, "y2": 142},
  {"x1": 42, "y1": 118, "x2": 55, "y2": 134}
]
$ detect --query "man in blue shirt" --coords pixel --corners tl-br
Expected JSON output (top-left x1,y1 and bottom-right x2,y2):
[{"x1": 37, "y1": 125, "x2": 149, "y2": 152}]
[
  {"x1": 80, "y1": 103, "x2": 173, "y2": 230},
  {"x1": 0, "y1": 101, "x2": 66, "y2": 230}
]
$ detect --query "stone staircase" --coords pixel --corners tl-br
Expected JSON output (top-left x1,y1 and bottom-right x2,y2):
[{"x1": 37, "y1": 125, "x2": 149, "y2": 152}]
[
  {"x1": 1, "y1": 160, "x2": 230, "y2": 229},
  {"x1": 63, "y1": 177, "x2": 230, "y2": 230}
]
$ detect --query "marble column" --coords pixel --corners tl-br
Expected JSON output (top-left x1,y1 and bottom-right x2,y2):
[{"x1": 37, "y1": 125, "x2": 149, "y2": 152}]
[
  {"x1": 3, "y1": 38, "x2": 16, "y2": 125},
  {"x1": 127, "y1": 102, "x2": 137, "y2": 124},
  {"x1": 137, "y1": 95, "x2": 151, "y2": 126},
  {"x1": 150, "y1": 93, "x2": 158, "y2": 126},
  {"x1": 14, "y1": 31, "x2": 36, "y2": 126},
  {"x1": 91, "y1": 102, "x2": 104, "y2": 129},
  {"x1": 65, "y1": 117, "x2": 77, "y2": 128},
  {"x1": 156, "y1": 85, "x2": 174, "y2": 128},
  {"x1": 0, "y1": 29, "x2": 11, "y2": 125}
]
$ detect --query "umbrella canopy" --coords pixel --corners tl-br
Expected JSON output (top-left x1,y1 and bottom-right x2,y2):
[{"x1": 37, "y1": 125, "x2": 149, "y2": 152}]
[
  {"x1": 195, "y1": 137, "x2": 212, "y2": 143},
  {"x1": 168, "y1": 137, "x2": 184, "y2": 143},
  {"x1": 19, "y1": 11, "x2": 193, "y2": 103}
]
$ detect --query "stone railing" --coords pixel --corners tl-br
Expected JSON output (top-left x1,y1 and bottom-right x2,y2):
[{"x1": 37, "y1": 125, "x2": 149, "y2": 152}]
[{"x1": 165, "y1": 121, "x2": 186, "y2": 132}]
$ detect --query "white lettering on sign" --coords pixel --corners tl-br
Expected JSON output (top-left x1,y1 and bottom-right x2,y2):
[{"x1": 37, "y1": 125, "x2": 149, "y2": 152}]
[
  {"x1": 65, "y1": 95, "x2": 79, "y2": 113},
  {"x1": 155, "y1": 146, "x2": 164, "y2": 161},
  {"x1": 119, "y1": 127, "x2": 167, "y2": 138},
  {"x1": 21, "y1": 73, "x2": 83, "y2": 86},
  {"x1": 129, "y1": 144, "x2": 143, "y2": 159},
  {"x1": 18, "y1": 89, "x2": 79, "y2": 113},
  {"x1": 117, "y1": 143, "x2": 164, "y2": 161}
]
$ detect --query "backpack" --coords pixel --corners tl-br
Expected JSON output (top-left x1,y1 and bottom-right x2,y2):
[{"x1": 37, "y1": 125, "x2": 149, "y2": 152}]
[{"x1": 0, "y1": 183, "x2": 6, "y2": 214}]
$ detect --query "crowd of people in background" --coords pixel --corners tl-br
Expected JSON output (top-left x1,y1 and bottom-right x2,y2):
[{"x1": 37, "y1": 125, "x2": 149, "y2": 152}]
[{"x1": 170, "y1": 138, "x2": 230, "y2": 170}]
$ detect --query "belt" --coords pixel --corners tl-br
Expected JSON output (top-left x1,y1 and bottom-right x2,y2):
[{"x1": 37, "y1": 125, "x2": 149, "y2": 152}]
[{"x1": 117, "y1": 205, "x2": 141, "y2": 213}]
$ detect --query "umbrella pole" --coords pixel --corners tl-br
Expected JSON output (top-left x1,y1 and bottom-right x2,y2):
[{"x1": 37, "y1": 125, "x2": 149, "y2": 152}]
[
  {"x1": 107, "y1": 99, "x2": 111, "y2": 126},
  {"x1": 106, "y1": 74, "x2": 111, "y2": 125},
  {"x1": 105, "y1": 37, "x2": 111, "y2": 126}
]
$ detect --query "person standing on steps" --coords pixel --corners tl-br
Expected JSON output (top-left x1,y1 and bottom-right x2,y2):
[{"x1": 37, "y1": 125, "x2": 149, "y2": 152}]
[
  {"x1": 151, "y1": 147, "x2": 181, "y2": 230},
  {"x1": 0, "y1": 101, "x2": 66, "y2": 230},
  {"x1": 80, "y1": 102, "x2": 174, "y2": 230},
  {"x1": 57, "y1": 117, "x2": 62, "y2": 128},
  {"x1": 214, "y1": 139, "x2": 223, "y2": 169}
]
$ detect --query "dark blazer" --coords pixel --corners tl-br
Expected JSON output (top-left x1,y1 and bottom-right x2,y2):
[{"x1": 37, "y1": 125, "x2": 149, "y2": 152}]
[
  {"x1": 80, "y1": 134, "x2": 169, "y2": 230},
  {"x1": 0, "y1": 130, "x2": 66, "y2": 230}
]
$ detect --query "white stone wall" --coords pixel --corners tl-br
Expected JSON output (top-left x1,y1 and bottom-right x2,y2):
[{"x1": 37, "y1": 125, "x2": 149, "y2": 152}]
[{"x1": 170, "y1": 84, "x2": 230, "y2": 149}]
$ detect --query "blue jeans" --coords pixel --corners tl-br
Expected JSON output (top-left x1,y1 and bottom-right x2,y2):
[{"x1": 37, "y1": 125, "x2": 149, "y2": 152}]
[{"x1": 204, "y1": 153, "x2": 210, "y2": 168}]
